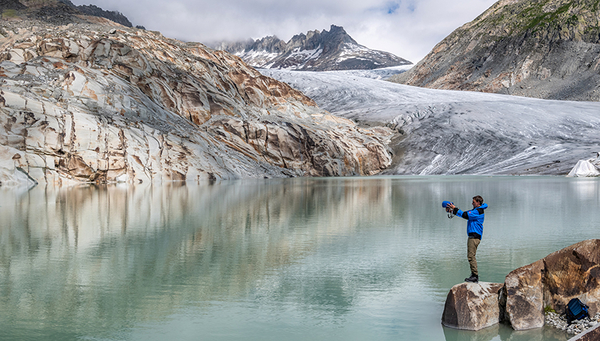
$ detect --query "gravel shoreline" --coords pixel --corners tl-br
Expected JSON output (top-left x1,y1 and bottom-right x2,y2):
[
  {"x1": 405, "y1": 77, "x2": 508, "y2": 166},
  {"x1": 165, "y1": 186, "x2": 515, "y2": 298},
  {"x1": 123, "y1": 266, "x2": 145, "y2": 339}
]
[{"x1": 545, "y1": 312, "x2": 600, "y2": 336}]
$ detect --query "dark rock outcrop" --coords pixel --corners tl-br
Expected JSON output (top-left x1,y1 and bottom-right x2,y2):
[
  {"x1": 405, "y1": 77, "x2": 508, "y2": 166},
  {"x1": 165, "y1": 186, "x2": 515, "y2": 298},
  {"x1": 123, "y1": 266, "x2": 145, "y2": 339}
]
[
  {"x1": 442, "y1": 282, "x2": 504, "y2": 331},
  {"x1": 390, "y1": 0, "x2": 600, "y2": 101},
  {"x1": 211, "y1": 25, "x2": 411, "y2": 71},
  {"x1": 74, "y1": 4, "x2": 132, "y2": 27},
  {"x1": 1, "y1": 0, "x2": 135, "y2": 27},
  {"x1": 0, "y1": 0, "x2": 27, "y2": 12}
]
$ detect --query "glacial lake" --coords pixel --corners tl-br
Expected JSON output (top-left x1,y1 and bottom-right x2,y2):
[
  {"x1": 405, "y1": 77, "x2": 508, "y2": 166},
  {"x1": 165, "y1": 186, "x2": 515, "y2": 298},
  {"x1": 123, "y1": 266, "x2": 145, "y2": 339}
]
[{"x1": 1, "y1": 176, "x2": 599, "y2": 341}]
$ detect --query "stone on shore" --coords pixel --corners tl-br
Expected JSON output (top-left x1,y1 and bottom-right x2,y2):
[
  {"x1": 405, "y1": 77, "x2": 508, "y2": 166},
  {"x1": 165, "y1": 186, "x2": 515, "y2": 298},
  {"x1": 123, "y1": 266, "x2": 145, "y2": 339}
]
[
  {"x1": 442, "y1": 282, "x2": 504, "y2": 331},
  {"x1": 503, "y1": 259, "x2": 546, "y2": 330},
  {"x1": 568, "y1": 323, "x2": 600, "y2": 341}
]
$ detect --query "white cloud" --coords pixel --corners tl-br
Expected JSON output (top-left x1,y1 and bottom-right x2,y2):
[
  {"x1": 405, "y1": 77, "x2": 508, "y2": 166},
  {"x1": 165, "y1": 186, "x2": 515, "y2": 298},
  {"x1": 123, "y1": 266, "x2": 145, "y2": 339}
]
[{"x1": 71, "y1": 0, "x2": 498, "y2": 63}]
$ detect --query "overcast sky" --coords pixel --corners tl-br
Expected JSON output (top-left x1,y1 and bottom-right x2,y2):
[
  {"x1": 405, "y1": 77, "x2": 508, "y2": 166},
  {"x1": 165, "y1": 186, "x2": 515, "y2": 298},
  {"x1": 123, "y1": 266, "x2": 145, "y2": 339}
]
[{"x1": 71, "y1": 0, "x2": 498, "y2": 63}]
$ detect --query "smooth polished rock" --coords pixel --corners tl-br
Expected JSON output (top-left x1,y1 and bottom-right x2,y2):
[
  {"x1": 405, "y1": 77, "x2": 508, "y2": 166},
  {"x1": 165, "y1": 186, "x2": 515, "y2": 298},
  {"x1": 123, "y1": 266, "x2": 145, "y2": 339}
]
[
  {"x1": 0, "y1": 19, "x2": 392, "y2": 186},
  {"x1": 442, "y1": 282, "x2": 504, "y2": 331}
]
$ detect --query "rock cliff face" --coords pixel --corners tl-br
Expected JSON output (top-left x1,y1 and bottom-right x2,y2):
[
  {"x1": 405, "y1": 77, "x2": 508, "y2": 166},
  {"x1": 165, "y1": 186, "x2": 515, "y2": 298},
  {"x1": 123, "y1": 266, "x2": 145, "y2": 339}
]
[
  {"x1": 1, "y1": 0, "x2": 134, "y2": 27},
  {"x1": 212, "y1": 25, "x2": 411, "y2": 71},
  {"x1": 391, "y1": 0, "x2": 600, "y2": 101},
  {"x1": 0, "y1": 18, "x2": 392, "y2": 186}
]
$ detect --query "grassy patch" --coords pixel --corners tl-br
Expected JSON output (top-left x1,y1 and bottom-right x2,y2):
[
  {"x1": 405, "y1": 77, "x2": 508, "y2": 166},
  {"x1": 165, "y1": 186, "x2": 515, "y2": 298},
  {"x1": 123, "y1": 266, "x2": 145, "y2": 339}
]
[
  {"x1": 2, "y1": 9, "x2": 18, "y2": 18},
  {"x1": 526, "y1": 3, "x2": 573, "y2": 31}
]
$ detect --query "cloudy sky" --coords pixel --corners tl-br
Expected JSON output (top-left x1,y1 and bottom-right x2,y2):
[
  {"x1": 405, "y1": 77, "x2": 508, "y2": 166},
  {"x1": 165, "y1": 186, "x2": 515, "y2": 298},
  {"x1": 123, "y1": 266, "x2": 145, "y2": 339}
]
[{"x1": 71, "y1": 0, "x2": 498, "y2": 63}]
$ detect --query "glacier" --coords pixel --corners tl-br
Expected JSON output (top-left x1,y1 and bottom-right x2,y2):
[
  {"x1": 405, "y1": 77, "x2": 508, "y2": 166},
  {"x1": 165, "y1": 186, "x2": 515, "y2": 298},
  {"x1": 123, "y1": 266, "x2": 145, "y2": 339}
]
[{"x1": 260, "y1": 69, "x2": 600, "y2": 176}]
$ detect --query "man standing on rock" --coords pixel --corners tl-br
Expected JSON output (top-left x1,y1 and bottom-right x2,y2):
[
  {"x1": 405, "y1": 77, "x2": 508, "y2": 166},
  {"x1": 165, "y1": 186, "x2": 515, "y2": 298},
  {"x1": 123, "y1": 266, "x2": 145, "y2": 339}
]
[{"x1": 447, "y1": 196, "x2": 488, "y2": 283}]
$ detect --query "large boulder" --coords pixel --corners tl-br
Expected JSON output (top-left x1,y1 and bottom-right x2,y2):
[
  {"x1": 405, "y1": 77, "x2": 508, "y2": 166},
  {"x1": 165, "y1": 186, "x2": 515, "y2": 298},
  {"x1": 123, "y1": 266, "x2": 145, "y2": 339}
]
[
  {"x1": 504, "y1": 239, "x2": 600, "y2": 330},
  {"x1": 543, "y1": 240, "x2": 600, "y2": 316},
  {"x1": 503, "y1": 259, "x2": 546, "y2": 330},
  {"x1": 442, "y1": 282, "x2": 504, "y2": 331}
]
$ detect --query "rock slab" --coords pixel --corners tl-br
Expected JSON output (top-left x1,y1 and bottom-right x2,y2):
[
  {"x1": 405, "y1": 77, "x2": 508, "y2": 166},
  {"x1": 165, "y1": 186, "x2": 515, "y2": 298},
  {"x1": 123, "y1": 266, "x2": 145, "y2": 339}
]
[{"x1": 442, "y1": 282, "x2": 504, "y2": 331}]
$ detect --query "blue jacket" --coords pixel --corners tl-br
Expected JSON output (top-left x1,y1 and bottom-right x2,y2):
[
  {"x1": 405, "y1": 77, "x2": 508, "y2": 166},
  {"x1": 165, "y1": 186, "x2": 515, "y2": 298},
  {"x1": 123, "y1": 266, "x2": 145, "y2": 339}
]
[{"x1": 455, "y1": 203, "x2": 488, "y2": 238}]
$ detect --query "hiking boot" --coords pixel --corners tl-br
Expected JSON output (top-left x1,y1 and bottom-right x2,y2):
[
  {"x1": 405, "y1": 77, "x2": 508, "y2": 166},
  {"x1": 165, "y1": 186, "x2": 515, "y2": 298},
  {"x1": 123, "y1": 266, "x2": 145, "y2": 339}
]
[{"x1": 465, "y1": 274, "x2": 479, "y2": 283}]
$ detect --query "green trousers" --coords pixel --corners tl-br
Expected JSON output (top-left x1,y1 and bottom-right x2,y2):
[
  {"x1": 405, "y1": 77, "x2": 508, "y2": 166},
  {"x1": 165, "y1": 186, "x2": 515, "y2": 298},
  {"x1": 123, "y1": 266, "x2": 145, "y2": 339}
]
[{"x1": 467, "y1": 237, "x2": 481, "y2": 276}]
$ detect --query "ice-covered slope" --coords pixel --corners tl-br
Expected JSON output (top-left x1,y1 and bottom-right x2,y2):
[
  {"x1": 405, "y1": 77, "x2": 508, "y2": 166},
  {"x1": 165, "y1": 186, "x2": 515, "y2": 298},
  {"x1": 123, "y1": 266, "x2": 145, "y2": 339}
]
[{"x1": 261, "y1": 69, "x2": 600, "y2": 175}]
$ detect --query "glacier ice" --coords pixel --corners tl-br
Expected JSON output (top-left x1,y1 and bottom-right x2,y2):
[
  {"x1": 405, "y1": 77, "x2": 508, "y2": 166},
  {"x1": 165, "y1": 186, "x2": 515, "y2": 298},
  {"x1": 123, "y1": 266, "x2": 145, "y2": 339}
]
[{"x1": 261, "y1": 69, "x2": 600, "y2": 176}]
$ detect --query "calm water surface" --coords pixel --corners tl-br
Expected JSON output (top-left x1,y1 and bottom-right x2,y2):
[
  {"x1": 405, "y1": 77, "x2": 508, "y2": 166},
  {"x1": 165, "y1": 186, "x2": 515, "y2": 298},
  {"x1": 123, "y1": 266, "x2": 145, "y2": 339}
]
[{"x1": 1, "y1": 176, "x2": 599, "y2": 341}]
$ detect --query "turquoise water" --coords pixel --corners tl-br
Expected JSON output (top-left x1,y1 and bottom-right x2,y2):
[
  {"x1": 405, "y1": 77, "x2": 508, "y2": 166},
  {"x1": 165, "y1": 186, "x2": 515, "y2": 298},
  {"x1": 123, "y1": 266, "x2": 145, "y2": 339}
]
[{"x1": 0, "y1": 176, "x2": 599, "y2": 341}]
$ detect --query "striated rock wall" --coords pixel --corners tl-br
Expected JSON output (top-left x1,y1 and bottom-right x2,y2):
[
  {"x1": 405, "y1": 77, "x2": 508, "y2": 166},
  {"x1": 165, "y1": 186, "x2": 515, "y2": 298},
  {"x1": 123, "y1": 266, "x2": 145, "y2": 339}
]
[{"x1": 0, "y1": 19, "x2": 392, "y2": 186}]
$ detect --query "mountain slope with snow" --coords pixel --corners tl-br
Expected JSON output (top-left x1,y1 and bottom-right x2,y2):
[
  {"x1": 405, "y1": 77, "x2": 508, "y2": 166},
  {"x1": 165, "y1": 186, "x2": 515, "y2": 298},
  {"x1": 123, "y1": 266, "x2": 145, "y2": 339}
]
[
  {"x1": 261, "y1": 69, "x2": 600, "y2": 175},
  {"x1": 211, "y1": 25, "x2": 411, "y2": 71}
]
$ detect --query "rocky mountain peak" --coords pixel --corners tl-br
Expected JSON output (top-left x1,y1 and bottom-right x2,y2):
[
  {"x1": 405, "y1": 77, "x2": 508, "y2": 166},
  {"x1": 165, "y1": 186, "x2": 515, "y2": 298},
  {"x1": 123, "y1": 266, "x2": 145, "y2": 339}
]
[
  {"x1": 390, "y1": 0, "x2": 600, "y2": 101},
  {"x1": 211, "y1": 25, "x2": 411, "y2": 71}
]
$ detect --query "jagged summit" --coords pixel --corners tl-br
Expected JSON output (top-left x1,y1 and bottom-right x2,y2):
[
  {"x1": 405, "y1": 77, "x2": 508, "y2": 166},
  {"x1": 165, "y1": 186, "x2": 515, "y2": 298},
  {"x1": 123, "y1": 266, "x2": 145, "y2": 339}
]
[
  {"x1": 0, "y1": 0, "x2": 134, "y2": 27},
  {"x1": 211, "y1": 25, "x2": 411, "y2": 71},
  {"x1": 390, "y1": 0, "x2": 600, "y2": 101}
]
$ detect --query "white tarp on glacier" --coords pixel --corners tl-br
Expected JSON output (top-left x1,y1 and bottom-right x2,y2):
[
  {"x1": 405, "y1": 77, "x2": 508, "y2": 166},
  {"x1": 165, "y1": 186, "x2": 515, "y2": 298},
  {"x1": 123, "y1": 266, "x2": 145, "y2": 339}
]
[{"x1": 567, "y1": 160, "x2": 600, "y2": 177}]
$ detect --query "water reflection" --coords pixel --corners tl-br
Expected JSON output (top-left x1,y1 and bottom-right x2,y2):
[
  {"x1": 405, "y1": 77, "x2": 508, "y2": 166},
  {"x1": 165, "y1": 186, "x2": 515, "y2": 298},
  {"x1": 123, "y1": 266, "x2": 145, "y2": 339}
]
[
  {"x1": 0, "y1": 176, "x2": 597, "y2": 340},
  {"x1": 443, "y1": 324, "x2": 569, "y2": 341},
  {"x1": 0, "y1": 178, "x2": 397, "y2": 339}
]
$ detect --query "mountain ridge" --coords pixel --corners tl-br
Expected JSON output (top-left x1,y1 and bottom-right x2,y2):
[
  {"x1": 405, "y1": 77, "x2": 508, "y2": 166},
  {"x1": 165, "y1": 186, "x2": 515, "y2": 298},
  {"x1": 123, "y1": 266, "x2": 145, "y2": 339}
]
[
  {"x1": 390, "y1": 0, "x2": 600, "y2": 101},
  {"x1": 211, "y1": 25, "x2": 412, "y2": 71},
  {"x1": 1, "y1": 0, "x2": 136, "y2": 27}
]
